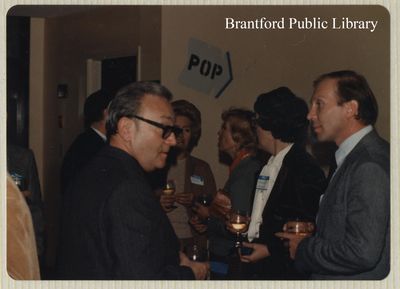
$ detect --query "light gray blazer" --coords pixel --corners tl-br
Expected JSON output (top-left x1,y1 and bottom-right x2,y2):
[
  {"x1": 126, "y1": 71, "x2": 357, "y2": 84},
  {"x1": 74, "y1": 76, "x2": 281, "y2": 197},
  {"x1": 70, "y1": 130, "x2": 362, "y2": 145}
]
[{"x1": 295, "y1": 130, "x2": 390, "y2": 280}]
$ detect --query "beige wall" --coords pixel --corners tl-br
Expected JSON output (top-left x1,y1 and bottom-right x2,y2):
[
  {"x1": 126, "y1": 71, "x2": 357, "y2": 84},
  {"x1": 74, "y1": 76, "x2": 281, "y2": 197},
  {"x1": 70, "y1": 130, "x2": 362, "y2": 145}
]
[
  {"x1": 29, "y1": 6, "x2": 161, "y2": 266},
  {"x1": 27, "y1": 4, "x2": 389, "y2": 267},
  {"x1": 161, "y1": 5, "x2": 390, "y2": 188}
]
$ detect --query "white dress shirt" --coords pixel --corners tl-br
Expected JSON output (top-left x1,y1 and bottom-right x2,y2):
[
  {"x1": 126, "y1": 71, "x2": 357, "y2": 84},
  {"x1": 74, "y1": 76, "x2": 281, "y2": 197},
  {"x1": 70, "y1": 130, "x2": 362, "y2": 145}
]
[
  {"x1": 247, "y1": 143, "x2": 293, "y2": 242},
  {"x1": 319, "y1": 125, "x2": 373, "y2": 206},
  {"x1": 91, "y1": 126, "x2": 107, "y2": 142}
]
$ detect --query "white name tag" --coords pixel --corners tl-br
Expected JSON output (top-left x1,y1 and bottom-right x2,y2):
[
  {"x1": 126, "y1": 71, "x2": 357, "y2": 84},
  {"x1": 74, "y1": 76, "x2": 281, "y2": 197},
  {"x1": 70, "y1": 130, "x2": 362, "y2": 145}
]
[
  {"x1": 256, "y1": 175, "x2": 269, "y2": 190},
  {"x1": 190, "y1": 175, "x2": 204, "y2": 186}
]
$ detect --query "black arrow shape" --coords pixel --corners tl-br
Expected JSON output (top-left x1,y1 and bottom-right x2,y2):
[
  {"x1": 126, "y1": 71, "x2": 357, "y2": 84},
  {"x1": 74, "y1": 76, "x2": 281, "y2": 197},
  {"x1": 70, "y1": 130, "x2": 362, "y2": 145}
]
[{"x1": 215, "y1": 52, "x2": 233, "y2": 98}]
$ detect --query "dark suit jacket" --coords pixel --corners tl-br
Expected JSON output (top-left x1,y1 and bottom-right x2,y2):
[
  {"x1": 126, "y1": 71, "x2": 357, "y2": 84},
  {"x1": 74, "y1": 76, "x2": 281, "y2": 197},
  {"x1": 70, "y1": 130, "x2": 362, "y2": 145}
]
[
  {"x1": 208, "y1": 156, "x2": 262, "y2": 257},
  {"x1": 60, "y1": 128, "x2": 105, "y2": 193},
  {"x1": 249, "y1": 144, "x2": 326, "y2": 279},
  {"x1": 295, "y1": 130, "x2": 390, "y2": 280},
  {"x1": 57, "y1": 145, "x2": 194, "y2": 280},
  {"x1": 7, "y1": 144, "x2": 45, "y2": 257}
]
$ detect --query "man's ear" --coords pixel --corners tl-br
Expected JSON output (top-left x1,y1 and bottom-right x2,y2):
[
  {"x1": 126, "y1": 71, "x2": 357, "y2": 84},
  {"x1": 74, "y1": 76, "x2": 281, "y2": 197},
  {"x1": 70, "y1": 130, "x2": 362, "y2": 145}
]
[
  {"x1": 117, "y1": 117, "x2": 134, "y2": 141},
  {"x1": 345, "y1": 100, "x2": 359, "y2": 119},
  {"x1": 102, "y1": 108, "x2": 109, "y2": 120}
]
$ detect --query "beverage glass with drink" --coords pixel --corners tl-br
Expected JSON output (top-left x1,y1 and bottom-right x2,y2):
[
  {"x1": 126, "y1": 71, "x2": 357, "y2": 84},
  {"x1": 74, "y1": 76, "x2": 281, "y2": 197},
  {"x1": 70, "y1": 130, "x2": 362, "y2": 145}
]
[
  {"x1": 162, "y1": 180, "x2": 177, "y2": 209},
  {"x1": 228, "y1": 209, "x2": 250, "y2": 248},
  {"x1": 184, "y1": 244, "x2": 210, "y2": 279},
  {"x1": 184, "y1": 244, "x2": 208, "y2": 262},
  {"x1": 196, "y1": 193, "x2": 213, "y2": 207},
  {"x1": 284, "y1": 219, "x2": 315, "y2": 237}
]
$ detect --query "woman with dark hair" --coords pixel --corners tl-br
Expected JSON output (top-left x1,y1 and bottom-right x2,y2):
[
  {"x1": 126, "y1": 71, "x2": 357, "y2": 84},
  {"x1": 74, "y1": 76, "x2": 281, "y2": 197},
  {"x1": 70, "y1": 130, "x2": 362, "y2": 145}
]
[
  {"x1": 192, "y1": 108, "x2": 262, "y2": 279},
  {"x1": 239, "y1": 87, "x2": 326, "y2": 279},
  {"x1": 151, "y1": 99, "x2": 216, "y2": 250}
]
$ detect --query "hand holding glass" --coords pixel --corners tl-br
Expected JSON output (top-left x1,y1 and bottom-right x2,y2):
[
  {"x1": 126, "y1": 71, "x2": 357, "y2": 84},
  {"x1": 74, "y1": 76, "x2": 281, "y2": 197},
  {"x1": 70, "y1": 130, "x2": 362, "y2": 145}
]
[
  {"x1": 229, "y1": 210, "x2": 250, "y2": 248},
  {"x1": 162, "y1": 180, "x2": 177, "y2": 209}
]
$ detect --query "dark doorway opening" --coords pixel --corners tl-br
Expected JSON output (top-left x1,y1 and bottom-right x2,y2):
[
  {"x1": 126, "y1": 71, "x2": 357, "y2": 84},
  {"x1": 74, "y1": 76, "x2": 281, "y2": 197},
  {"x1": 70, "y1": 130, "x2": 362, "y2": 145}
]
[
  {"x1": 101, "y1": 55, "x2": 137, "y2": 95},
  {"x1": 7, "y1": 16, "x2": 30, "y2": 147}
]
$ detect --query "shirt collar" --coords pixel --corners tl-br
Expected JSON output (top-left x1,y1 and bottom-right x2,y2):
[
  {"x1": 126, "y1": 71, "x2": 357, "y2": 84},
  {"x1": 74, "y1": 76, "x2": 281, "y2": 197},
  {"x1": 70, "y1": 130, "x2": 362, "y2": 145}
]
[
  {"x1": 229, "y1": 149, "x2": 252, "y2": 174},
  {"x1": 91, "y1": 126, "x2": 107, "y2": 142},
  {"x1": 268, "y1": 143, "x2": 294, "y2": 166},
  {"x1": 335, "y1": 125, "x2": 373, "y2": 167}
]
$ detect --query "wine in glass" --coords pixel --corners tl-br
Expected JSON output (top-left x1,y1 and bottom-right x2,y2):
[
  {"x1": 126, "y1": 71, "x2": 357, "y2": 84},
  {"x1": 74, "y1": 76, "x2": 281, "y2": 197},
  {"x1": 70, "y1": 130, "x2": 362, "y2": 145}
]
[
  {"x1": 229, "y1": 209, "x2": 250, "y2": 248},
  {"x1": 285, "y1": 219, "x2": 315, "y2": 237},
  {"x1": 163, "y1": 180, "x2": 177, "y2": 209}
]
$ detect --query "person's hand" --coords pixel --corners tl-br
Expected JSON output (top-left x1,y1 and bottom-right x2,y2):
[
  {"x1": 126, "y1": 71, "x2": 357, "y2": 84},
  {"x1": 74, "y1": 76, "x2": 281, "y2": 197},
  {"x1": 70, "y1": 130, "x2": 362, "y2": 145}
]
[
  {"x1": 179, "y1": 252, "x2": 209, "y2": 280},
  {"x1": 209, "y1": 190, "x2": 231, "y2": 218},
  {"x1": 225, "y1": 218, "x2": 237, "y2": 234},
  {"x1": 189, "y1": 215, "x2": 207, "y2": 234},
  {"x1": 192, "y1": 202, "x2": 210, "y2": 219},
  {"x1": 239, "y1": 242, "x2": 270, "y2": 263},
  {"x1": 175, "y1": 192, "x2": 194, "y2": 207},
  {"x1": 159, "y1": 194, "x2": 176, "y2": 212},
  {"x1": 275, "y1": 231, "x2": 306, "y2": 259}
]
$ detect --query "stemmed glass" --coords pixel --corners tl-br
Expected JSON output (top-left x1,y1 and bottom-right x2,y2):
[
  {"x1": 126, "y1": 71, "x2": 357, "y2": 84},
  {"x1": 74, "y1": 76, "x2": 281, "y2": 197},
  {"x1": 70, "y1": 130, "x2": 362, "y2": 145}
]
[
  {"x1": 162, "y1": 180, "x2": 177, "y2": 209},
  {"x1": 229, "y1": 209, "x2": 250, "y2": 248},
  {"x1": 282, "y1": 219, "x2": 315, "y2": 250},
  {"x1": 184, "y1": 244, "x2": 210, "y2": 279},
  {"x1": 196, "y1": 193, "x2": 213, "y2": 207},
  {"x1": 284, "y1": 219, "x2": 315, "y2": 237},
  {"x1": 184, "y1": 244, "x2": 208, "y2": 262}
]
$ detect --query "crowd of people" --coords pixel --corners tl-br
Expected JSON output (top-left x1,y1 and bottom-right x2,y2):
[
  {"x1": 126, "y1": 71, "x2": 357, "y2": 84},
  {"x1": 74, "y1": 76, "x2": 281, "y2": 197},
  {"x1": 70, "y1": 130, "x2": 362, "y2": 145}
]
[{"x1": 7, "y1": 70, "x2": 390, "y2": 281}]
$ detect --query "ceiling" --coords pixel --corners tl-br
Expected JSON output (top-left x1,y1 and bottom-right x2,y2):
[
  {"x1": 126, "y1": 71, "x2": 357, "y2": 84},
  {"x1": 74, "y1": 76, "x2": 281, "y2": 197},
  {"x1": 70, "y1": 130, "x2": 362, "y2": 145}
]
[{"x1": 7, "y1": 5, "x2": 102, "y2": 18}]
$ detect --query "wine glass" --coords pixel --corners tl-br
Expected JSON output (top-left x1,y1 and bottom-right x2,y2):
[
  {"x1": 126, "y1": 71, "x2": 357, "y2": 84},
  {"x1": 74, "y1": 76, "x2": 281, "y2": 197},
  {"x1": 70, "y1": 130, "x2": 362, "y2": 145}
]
[
  {"x1": 184, "y1": 244, "x2": 208, "y2": 262},
  {"x1": 162, "y1": 180, "x2": 177, "y2": 209},
  {"x1": 229, "y1": 209, "x2": 250, "y2": 248},
  {"x1": 284, "y1": 219, "x2": 315, "y2": 237},
  {"x1": 196, "y1": 193, "x2": 213, "y2": 207},
  {"x1": 282, "y1": 219, "x2": 315, "y2": 250},
  {"x1": 184, "y1": 244, "x2": 210, "y2": 279}
]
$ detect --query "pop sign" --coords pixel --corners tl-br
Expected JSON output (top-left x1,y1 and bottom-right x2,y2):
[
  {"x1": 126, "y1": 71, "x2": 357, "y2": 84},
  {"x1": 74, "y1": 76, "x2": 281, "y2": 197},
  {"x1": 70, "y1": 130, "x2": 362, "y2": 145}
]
[{"x1": 179, "y1": 38, "x2": 233, "y2": 98}]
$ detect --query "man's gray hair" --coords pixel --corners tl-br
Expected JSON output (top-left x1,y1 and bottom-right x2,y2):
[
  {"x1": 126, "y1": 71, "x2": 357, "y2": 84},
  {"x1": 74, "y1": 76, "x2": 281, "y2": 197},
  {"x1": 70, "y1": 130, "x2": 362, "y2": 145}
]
[{"x1": 106, "y1": 82, "x2": 173, "y2": 139}]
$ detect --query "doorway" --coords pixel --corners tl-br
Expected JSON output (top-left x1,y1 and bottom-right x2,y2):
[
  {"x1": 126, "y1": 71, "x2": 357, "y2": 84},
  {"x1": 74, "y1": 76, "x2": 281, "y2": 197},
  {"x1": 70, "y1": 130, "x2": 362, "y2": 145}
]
[
  {"x1": 7, "y1": 16, "x2": 30, "y2": 147},
  {"x1": 101, "y1": 55, "x2": 137, "y2": 95}
]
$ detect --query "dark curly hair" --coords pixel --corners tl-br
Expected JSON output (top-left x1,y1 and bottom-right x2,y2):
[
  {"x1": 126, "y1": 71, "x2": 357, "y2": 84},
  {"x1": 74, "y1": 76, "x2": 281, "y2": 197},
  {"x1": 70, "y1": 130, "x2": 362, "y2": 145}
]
[
  {"x1": 171, "y1": 100, "x2": 202, "y2": 152},
  {"x1": 254, "y1": 86, "x2": 309, "y2": 143}
]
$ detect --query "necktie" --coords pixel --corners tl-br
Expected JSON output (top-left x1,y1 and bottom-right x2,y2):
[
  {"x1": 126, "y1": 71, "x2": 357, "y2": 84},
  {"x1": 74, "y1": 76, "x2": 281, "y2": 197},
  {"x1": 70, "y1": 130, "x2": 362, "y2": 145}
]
[{"x1": 326, "y1": 157, "x2": 337, "y2": 182}]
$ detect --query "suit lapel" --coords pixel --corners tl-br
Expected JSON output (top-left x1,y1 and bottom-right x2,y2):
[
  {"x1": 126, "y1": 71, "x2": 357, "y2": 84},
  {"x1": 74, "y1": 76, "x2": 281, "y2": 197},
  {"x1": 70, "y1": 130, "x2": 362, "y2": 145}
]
[
  {"x1": 318, "y1": 131, "x2": 377, "y2": 224},
  {"x1": 261, "y1": 146, "x2": 296, "y2": 219}
]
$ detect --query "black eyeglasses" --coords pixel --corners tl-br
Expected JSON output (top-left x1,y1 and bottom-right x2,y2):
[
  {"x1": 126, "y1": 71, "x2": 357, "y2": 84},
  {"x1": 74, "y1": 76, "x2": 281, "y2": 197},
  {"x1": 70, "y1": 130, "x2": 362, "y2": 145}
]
[{"x1": 131, "y1": 115, "x2": 183, "y2": 139}]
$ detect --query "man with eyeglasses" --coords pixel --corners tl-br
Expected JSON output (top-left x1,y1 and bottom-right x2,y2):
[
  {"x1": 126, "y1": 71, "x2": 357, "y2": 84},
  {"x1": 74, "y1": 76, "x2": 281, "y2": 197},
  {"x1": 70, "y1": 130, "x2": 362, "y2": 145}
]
[{"x1": 57, "y1": 82, "x2": 209, "y2": 280}]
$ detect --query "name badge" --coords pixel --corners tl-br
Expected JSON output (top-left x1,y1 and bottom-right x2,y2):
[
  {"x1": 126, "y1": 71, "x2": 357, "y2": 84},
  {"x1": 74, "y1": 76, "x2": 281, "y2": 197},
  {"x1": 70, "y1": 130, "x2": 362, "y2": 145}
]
[
  {"x1": 190, "y1": 175, "x2": 204, "y2": 186},
  {"x1": 256, "y1": 175, "x2": 269, "y2": 190}
]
